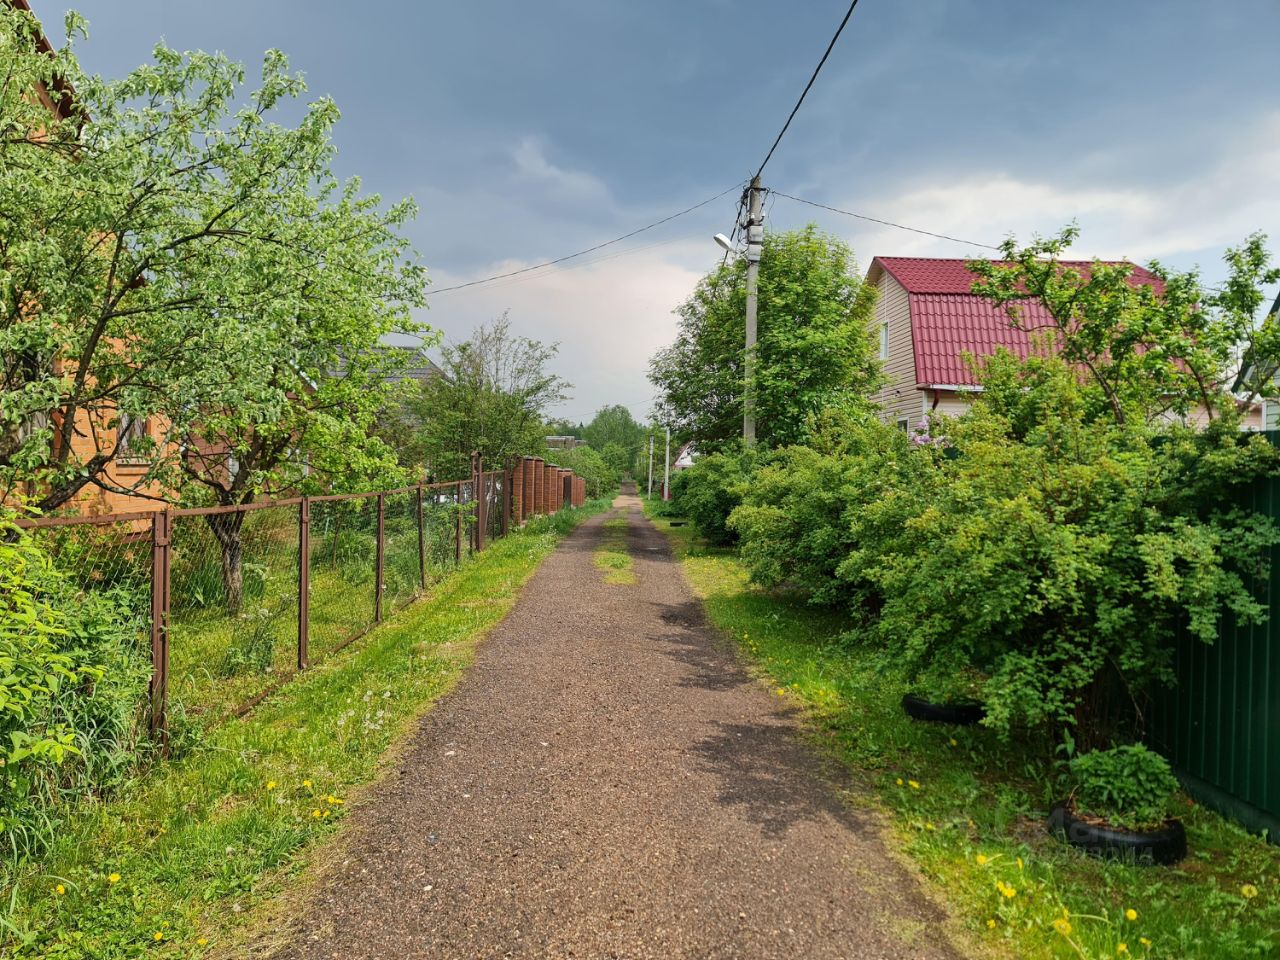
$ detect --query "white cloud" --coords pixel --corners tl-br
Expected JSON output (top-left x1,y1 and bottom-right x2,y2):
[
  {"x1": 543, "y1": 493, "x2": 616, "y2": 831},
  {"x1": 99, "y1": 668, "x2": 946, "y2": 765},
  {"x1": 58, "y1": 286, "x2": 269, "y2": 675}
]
[{"x1": 511, "y1": 136, "x2": 613, "y2": 207}]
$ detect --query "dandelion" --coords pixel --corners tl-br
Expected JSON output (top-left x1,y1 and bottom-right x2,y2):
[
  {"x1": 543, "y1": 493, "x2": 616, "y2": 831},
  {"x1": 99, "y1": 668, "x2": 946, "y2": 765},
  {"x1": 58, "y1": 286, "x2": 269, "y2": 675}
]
[
  {"x1": 1140, "y1": 938, "x2": 1152, "y2": 948},
  {"x1": 924, "y1": 822, "x2": 935, "y2": 831},
  {"x1": 55, "y1": 884, "x2": 65, "y2": 896},
  {"x1": 1241, "y1": 884, "x2": 1259, "y2": 900},
  {"x1": 153, "y1": 932, "x2": 164, "y2": 942},
  {"x1": 1117, "y1": 945, "x2": 1128, "y2": 955},
  {"x1": 1052, "y1": 916, "x2": 1073, "y2": 936},
  {"x1": 108, "y1": 873, "x2": 120, "y2": 884},
  {"x1": 775, "y1": 688, "x2": 786, "y2": 696},
  {"x1": 197, "y1": 937, "x2": 208, "y2": 946},
  {"x1": 266, "y1": 781, "x2": 276, "y2": 791},
  {"x1": 976, "y1": 854, "x2": 989, "y2": 865},
  {"x1": 311, "y1": 809, "x2": 322, "y2": 819},
  {"x1": 1016, "y1": 856, "x2": 1024, "y2": 871},
  {"x1": 1125, "y1": 908, "x2": 1138, "y2": 922},
  {"x1": 302, "y1": 779, "x2": 312, "y2": 788},
  {"x1": 895, "y1": 778, "x2": 904, "y2": 786},
  {"x1": 996, "y1": 881, "x2": 1017, "y2": 899},
  {"x1": 908, "y1": 780, "x2": 920, "y2": 790},
  {"x1": 949, "y1": 738, "x2": 958, "y2": 747},
  {"x1": 986, "y1": 919, "x2": 996, "y2": 929}
]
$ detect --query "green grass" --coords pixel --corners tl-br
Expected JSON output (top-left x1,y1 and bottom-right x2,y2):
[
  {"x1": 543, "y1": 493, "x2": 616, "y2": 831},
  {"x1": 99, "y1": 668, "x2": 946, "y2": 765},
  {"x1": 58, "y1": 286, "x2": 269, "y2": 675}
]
[
  {"x1": 644, "y1": 498, "x2": 1280, "y2": 960},
  {"x1": 593, "y1": 515, "x2": 636, "y2": 585},
  {"x1": 2, "y1": 501, "x2": 607, "y2": 960}
]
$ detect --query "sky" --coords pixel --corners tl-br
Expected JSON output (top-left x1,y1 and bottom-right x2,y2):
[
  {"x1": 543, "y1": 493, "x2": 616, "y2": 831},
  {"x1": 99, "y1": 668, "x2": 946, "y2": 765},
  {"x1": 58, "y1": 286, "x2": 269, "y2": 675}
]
[{"x1": 51, "y1": 0, "x2": 1280, "y2": 424}]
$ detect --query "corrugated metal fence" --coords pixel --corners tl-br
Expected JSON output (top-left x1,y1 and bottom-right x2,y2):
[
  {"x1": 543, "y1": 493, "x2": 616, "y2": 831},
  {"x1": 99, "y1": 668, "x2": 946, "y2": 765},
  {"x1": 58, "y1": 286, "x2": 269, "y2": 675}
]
[{"x1": 1151, "y1": 431, "x2": 1280, "y2": 840}]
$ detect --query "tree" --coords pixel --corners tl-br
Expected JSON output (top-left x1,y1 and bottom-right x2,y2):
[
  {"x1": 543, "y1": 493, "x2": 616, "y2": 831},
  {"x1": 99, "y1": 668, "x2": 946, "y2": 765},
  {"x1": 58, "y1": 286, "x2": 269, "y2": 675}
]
[
  {"x1": 581, "y1": 405, "x2": 644, "y2": 476},
  {"x1": 555, "y1": 446, "x2": 614, "y2": 499},
  {"x1": 0, "y1": 8, "x2": 427, "y2": 513},
  {"x1": 407, "y1": 314, "x2": 571, "y2": 481},
  {"x1": 649, "y1": 224, "x2": 881, "y2": 452}
]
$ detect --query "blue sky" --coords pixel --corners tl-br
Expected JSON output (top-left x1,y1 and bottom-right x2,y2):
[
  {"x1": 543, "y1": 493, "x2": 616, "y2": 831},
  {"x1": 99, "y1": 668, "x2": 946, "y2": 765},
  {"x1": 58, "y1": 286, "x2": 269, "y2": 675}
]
[{"x1": 55, "y1": 0, "x2": 1280, "y2": 422}]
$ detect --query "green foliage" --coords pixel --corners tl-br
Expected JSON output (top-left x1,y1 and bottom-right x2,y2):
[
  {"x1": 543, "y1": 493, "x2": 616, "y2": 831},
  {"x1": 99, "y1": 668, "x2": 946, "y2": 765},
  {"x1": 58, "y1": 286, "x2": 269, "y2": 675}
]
[
  {"x1": 0, "y1": 7, "x2": 428, "y2": 511},
  {"x1": 0, "y1": 510, "x2": 151, "y2": 867},
  {"x1": 670, "y1": 446, "x2": 757, "y2": 545},
  {"x1": 555, "y1": 446, "x2": 616, "y2": 499},
  {"x1": 650, "y1": 224, "x2": 881, "y2": 452},
  {"x1": 581, "y1": 405, "x2": 645, "y2": 476},
  {"x1": 729, "y1": 407, "x2": 936, "y2": 609},
  {"x1": 403, "y1": 314, "x2": 570, "y2": 481},
  {"x1": 1070, "y1": 745, "x2": 1180, "y2": 831}
]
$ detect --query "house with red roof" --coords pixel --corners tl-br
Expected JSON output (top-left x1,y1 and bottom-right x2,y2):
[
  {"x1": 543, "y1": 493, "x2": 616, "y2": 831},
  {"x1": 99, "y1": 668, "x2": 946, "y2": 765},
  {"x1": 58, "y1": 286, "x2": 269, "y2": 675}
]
[{"x1": 863, "y1": 256, "x2": 1262, "y2": 430}]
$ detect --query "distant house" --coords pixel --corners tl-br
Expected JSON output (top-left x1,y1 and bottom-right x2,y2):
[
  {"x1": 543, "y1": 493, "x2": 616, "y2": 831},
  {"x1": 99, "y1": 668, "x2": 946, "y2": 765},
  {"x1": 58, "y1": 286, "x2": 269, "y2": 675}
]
[
  {"x1": 546, "y1": 436, "x2": 586, "y2": 451},
  {"x1": 672, "y1": 443, "x2": 695, "y2": 471},
  {"x1": 864, "y1": 256, "x2": 1262, "y2": 430}
]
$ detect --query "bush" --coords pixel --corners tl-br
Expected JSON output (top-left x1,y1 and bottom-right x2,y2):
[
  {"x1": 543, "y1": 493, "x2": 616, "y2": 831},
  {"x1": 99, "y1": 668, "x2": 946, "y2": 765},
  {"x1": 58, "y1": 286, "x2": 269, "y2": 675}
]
[
  {"x1": 729, "y1": 408, "x2": 937, "y2": 609},
  {"x1": 1070, "y1": 744, "x2": 1180, "y2": 830},
  {"x1": 0, "y1": 510, "x2": 151, "y2": 867},
  {"x1": 670, "y1": 445, "x2": 757, "y2": 545},
  {"x1": 869, "y1": 357, "x2": 1280, "y2": 745}
]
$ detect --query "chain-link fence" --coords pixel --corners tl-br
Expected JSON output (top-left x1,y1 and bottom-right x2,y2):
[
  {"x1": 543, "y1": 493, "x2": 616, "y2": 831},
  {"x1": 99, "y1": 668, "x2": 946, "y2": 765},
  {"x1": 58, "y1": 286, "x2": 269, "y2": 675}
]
[{"x1": 16, "y1": 463, "x2": 581, "y2": 740}]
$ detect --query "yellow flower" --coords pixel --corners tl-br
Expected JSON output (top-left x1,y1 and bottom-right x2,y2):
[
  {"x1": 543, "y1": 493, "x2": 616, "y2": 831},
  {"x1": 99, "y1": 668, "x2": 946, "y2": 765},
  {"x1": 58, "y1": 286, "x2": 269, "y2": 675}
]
[
  {"x1": 108, "y1": 873, "x2": 120, "y2": 884},
  {"x1": 1052, "y1": 917, "x2": 1073, "y2": 936},
  {"x1": 996, "y1": 881, "x2": 1017, "y2": 899},
  {"x1": 55, "y1": 884, "x2": 65, "y2": 896},
  {"x1": 976, "y1": 854, "x2": 989, "y2": 865},
  {"x1": 1140, "y1": 938, "x2": 1152, "y2": 947},
  {"x1": 1125, "y1": 908, "x2": 1138, "y2": 921},
  {"x1": 266, "y1": 781, "x2": 276, "y2": 791},
  {"x1": 311, "y1": 809, "x2": 322, "y2": 819},
  {"x1": 895, "y1": 778, "x2": 904, "y2": 786},
  {"x1": 949, "y1": 738, "x2": 958, "y2": 747},
  {"x1": 924, "y1": 822, "x2": 935, "y2": 831},
  {"x1": 986, "y1": 918, "x2": 996, "y2": 929},
  {"x1": 1242, "y1": 884, "x2": 1259, "y2": 899},
  {"x1": 1117, "y1": 945, "x2": 1129, "y2": 956},
  {"x1": 197, "y1": 937, "x2": 208, "y2": 946},
  {"x1": 153, "y1": 932, "x2": 164, "y2": 942},
  {"x1": 1016, "y1": 856, "x2": 1024, "y2": 871},
  {"x1": 908, "y1": 780, "x2": 920, "y2": 790},
  {"x1": 775, "y1": 688, "x2": 785, "y2": 696},
  {"x1": 302, "y1": 779, "x2": 313, "y2": 788},
  {"x1": 322, "y1": 810, "x2": 331, "y2": 818}
]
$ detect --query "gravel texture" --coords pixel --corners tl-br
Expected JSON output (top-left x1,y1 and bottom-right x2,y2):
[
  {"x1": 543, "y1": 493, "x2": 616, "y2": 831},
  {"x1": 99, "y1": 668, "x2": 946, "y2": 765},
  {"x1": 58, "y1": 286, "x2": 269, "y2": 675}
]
[{"x1": 261, "y1": 489, "x2": 963, "y2": 960}]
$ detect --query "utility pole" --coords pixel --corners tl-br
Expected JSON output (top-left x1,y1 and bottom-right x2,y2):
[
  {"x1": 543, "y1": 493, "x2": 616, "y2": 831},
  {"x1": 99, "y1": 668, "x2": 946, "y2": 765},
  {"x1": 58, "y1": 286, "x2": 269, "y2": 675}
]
[
  {"x1": 663, "y1": 426, "x2": 671, "y2": 501},
  {"x1": 743, "y1": 175, "x2": 764, "y2": 445},
  {"x1": 647, "y1": 434, "x2": 654, "y2": 497}
]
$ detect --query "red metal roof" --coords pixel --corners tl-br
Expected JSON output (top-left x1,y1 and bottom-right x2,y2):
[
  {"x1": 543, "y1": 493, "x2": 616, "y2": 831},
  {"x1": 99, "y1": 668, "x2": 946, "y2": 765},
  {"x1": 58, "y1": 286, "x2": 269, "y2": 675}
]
[{"x1": 870, "y1": 257, "x2": 1163, "y2": 387}]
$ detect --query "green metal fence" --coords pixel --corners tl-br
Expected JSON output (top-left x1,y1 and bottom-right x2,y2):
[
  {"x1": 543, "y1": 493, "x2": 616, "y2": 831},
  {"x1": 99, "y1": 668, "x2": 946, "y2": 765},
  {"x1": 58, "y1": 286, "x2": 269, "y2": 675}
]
[{"x1": 1151, "y1": 431, "x2": 1280, "y2": 841}]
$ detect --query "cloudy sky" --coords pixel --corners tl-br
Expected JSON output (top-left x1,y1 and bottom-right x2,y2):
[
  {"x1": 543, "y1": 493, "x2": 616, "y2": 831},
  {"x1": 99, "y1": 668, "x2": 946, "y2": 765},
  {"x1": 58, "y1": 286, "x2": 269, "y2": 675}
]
[{"x1": 56, "y1": 0, "x2": 1280, "y2": 423}]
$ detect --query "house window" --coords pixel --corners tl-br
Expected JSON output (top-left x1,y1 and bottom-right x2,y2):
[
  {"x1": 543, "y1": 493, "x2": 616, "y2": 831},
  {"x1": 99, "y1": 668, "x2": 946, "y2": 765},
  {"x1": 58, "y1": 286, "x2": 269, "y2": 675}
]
[
  {"x1": 897, "y1": 417, "x2": 910, "y2": 433},
  {"x1": 117, "y1": 414, "x2": 151, "y2": 464},
  {"x1": 879, "y1": 322, "x2": 889, "y2": 361}
]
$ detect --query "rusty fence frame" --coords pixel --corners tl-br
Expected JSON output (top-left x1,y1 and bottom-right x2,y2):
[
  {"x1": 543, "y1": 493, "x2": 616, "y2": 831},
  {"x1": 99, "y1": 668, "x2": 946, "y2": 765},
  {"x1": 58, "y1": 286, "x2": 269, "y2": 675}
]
[{"x1": 16, "y1": 455, "x2": 583, "y2": 740}]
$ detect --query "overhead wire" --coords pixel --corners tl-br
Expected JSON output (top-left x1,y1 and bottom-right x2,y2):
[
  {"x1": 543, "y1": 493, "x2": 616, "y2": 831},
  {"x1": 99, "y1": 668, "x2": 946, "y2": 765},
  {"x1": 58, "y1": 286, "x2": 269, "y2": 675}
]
[
  {"x1": 772, "y1": 191, "x2": 1002, "y2": 250},
  {"x1": 424, "y1": 181, "x2": 746, "y2": 297},
  {"x1": 754, "y1": 0, "x2": 862, "y2": 180}
]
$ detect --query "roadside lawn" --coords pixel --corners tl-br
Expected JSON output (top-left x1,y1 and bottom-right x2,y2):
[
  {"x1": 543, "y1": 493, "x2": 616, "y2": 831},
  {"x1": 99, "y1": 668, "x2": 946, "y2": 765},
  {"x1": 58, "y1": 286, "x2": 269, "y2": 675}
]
[
  {"x1": 2, "y1": 502, "x2": 606, "y2": 960},
  {"x1": 645, "y1": 499, "x2": 1280, "y2": 960}
]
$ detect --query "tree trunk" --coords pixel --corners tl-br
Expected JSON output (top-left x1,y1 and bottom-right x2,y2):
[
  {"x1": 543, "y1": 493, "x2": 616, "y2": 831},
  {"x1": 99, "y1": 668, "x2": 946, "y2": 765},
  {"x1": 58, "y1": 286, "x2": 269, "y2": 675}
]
[{"x1": 206, "y1": 510, "x2": 247, "y2": 613}]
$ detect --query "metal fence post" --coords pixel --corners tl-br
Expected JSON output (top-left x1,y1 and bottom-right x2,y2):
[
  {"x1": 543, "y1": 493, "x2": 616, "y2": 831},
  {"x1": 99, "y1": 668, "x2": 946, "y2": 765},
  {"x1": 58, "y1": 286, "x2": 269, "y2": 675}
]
[
  {"x1": 503, "y1": 463, "x2": 511, "y2": 537},
  {"x1": 298, "y1": 497, "x2": 310, "y2": 670},
  {"x1": 416, "y1": 484, "x2": 426, "y2": 590},
  {"x1": 454, "y1": 481, "x2": 463, "y2": 565},
  {"x1": 149, "y1": 509, "x2": 172, "y2": 743},
  {"x1": 375, "y1": 492, "x2": 386, "y2": 623},
  {"x1": 475, "y1": 454, "x2": 485, "y2": 552}
]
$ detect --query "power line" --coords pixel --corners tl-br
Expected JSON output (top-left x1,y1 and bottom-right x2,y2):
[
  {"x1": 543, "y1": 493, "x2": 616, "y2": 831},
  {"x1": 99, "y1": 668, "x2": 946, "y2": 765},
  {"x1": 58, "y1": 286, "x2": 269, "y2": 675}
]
[
  {"x1": 756, "y1": 0, "x2": 862, "y2": 180},
  {"x1": 425, "y1": 182, "x2": 746, "y2": 296},
  {"x1": 772, "y1": 191, "x2": 1002, "y2": 250}
]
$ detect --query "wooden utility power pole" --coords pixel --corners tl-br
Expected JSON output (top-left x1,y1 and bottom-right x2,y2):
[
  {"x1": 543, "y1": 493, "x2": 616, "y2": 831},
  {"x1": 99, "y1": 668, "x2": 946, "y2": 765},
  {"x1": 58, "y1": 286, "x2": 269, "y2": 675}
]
[
  {"x1": 743, "y1": 175, "x2": 764, "y2": 445},
  {"x1": 647, "y1": 434, "x2": 654, "y2": 497}
]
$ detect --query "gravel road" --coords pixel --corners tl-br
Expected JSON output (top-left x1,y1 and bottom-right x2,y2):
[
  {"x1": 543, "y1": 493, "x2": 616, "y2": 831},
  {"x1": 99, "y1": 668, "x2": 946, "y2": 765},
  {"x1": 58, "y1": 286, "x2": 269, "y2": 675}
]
[{"x1": 260, "y1": 488, "x2": 963, "y2": 960}]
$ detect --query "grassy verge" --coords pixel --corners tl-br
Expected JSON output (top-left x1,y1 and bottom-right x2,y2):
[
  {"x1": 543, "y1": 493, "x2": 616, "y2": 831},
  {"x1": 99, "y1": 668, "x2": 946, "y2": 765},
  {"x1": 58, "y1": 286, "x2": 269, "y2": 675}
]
[
  {"x1": 3, "y1": 501, "x2": 606, "y2": 960},
  {"x1": 643, "y1": 498, "x2": 1280, "y2": 960},
  {"x1": 593, "y1": 514, "x2": 635, "y2": 585}
]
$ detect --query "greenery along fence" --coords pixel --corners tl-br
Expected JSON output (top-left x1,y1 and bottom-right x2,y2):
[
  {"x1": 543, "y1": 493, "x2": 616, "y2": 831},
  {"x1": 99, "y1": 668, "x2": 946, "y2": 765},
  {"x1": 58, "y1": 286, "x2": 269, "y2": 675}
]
[
  {"x1": 1151, "y1": 431, "x2": 1280, "y2": 840},
  {"x1": 19, "y1": 458, "x2": 584, "y2": 741}
]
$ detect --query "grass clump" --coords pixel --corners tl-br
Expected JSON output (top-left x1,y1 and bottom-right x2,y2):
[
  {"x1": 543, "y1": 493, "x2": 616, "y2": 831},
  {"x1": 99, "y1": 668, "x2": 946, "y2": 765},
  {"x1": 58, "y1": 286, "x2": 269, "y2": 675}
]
[
  {"x1": 0, "y1": 501, "x2": 605, "y2": 959},
  {"x1": 593, "y1": 514, "x2": 636, "y2": 585},
  {"x1": 646, "y1": 498, "x2": 1280, "y2": 960}
]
